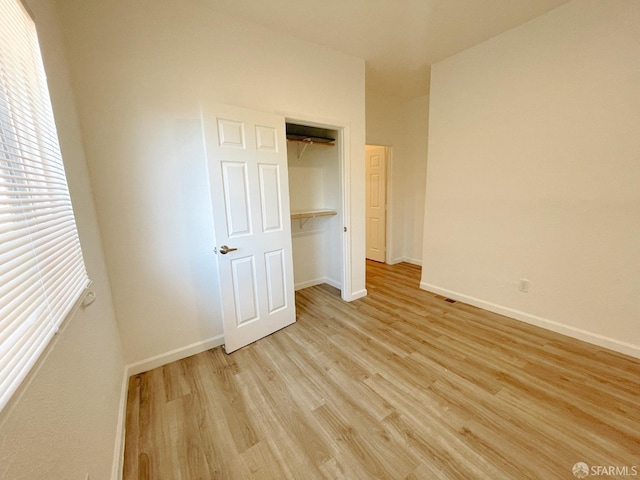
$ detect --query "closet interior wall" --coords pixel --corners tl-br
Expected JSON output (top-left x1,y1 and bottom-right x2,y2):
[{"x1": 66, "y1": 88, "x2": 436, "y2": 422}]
[{"x1": 287, "y1": 129, "x2": 342, "y2": 291}]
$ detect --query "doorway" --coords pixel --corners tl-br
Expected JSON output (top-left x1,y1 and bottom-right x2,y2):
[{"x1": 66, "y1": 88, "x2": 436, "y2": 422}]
[
  {"x1": 365, "y1": 145, "x2": 388, "y2": 263},
  {"x1": 203, "y1": 104, "x2": 354, "y2": 354},
  {"x1": 283, "y1": 114, "x2": 351, "y2": 301}
]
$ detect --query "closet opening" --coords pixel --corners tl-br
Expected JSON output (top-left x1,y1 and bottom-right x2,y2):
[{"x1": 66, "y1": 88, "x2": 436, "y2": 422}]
[{"x1": 286, "y1": 121, "x2": 346, "y2": 298}]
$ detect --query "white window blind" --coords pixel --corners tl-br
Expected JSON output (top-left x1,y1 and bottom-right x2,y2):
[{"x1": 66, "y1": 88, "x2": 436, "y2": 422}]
[{"x1": 0, "y1": 0, "x2": 89, "y2": 411}]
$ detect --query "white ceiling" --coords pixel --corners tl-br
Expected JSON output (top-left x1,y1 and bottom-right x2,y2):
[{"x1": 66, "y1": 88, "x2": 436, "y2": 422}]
[{"x1": 207, "y1": 0, "x2": 571, "y2": 99}]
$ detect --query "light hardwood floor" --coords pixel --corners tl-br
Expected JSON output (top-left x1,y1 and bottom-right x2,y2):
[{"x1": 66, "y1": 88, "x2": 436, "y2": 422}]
[{"x1": 123, "y1": 261, "x2": 640, "y2": 479}]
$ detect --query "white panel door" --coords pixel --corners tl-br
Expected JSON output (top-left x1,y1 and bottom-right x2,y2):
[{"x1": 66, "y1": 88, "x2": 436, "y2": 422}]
[
  {"x1": 202, "y1": 104, "x2": 295, "y2": 353},
  {"x1": 366, "y1": 146, "x2": 387, "y2": 262}
]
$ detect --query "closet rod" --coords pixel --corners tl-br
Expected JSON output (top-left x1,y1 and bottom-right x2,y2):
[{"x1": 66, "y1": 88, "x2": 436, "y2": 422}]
[{"x1": 287, "y1": 138, "x2": 335, "y2": 160}]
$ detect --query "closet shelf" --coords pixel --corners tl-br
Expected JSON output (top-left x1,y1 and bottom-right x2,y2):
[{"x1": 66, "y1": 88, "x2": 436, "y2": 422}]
[
  {"x1": 291, "y1": 209, "x2": 337, "y2": 220},
  {"x1": 290, "y1": 209, "x2": 337, "y2": 228}
]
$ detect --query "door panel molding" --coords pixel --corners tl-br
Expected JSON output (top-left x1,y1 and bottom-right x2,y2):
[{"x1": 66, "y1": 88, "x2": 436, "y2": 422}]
[
  {"x1": 203, "y1": 104, "x2": 296, "y2": 353},
  {"x1": 366, "y1": 145, "x2": 387, "y2": 263}
]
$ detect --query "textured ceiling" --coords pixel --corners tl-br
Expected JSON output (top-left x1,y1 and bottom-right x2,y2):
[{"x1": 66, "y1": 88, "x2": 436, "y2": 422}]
[{"x1": 207, "y1": 0, "x2": 571, "y2": 99}]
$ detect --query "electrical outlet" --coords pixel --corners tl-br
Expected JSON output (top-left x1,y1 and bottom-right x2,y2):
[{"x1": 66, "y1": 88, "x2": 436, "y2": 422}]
[{"x1": 519, "y1": 279, "x2": 530, "y2": 293}]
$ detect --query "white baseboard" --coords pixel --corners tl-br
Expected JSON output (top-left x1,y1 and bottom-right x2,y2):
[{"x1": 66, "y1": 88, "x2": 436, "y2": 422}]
[
  {"x1": 127, "y1": 334, "x2": 225, "y2": 376},
  {"x1": 387, "y1": 257, "x2": 422, "y2": 266},
  {"x1": 295, "y1": 277, "x2": 365, "y2": 302},
  {"x1": 420, "y1": 282, "x2": 640, "y2": 360},
  {"x1": 402, "y1": 257, "x2": 422, "y2": 266},
  {"x1": 348, "y1": 288, "x2": 368, "y2": 301},
  {"x1": 295, "y1": 278, "x2": 325, "y2": 291},
  {"x1": 295, "y1": 277, "x2": 342, "y2": 291},
  {"x1": 111, "y1": 367, "x2": 129, "y2": 480},
  {"x1": 111, "y1": 334, "x2": 225, "y2": 479},
  {"x1": 324, "y1": 277, "x2": 342, "y2": 290}
]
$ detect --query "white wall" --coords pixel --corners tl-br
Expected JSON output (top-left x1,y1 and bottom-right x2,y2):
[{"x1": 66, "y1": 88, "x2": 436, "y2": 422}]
[
  {"x1": 0, "y1": 1, "x2": 126, "y2": 479},
  {"x1": 422, "y1": 0, "x2": 640, "y2": 358},
  {"x1": 401, "y1": 96, "x2": 430, "y2": 264},
  {"x1": 289, "y1": 139, "x2": 343, "y2": 290},
  {"x1": 55, "y1": 0, "x2": 366, "y2": 364},
  {"x1": 366, "y1": 93, "x2": 429, "y2": 265}
]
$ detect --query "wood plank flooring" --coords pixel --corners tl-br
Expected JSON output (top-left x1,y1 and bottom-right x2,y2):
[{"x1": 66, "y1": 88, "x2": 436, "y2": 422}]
[{"x1": 123, "y1": 261, "x2": 640, "y2": 479}]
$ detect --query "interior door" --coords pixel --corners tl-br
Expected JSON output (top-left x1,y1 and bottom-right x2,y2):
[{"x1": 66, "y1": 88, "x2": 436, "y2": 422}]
[
  {"x1": 365, "y1": 145, "x2": 387, "y2": 262},
  {"x1": 202, "y1": 104, "x2": 295, "y2": 353}
]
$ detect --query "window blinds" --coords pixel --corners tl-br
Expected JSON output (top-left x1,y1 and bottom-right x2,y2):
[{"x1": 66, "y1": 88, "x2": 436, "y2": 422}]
[{"x1": 0, "y1": 0, "x2": 89, "y2": 411}]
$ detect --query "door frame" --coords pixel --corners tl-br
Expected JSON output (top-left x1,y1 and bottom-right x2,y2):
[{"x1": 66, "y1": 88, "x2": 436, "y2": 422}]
[
  {"x1": 365, "y1": 144, "x2": 392, "y2": 264},
  {"x1": 276, "y1": 109, "x2": 352, "y2": 301}
]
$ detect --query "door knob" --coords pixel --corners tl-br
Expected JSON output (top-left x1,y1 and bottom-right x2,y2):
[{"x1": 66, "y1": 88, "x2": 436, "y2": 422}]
[{"x1": 219, "y1": 245, "x2": 238, "y2": 255}]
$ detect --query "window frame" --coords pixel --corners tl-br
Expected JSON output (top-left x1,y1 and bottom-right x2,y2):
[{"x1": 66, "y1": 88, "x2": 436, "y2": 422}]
[{"x1": 0, "y1": 0, "x2": 90, "y2": 412}]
